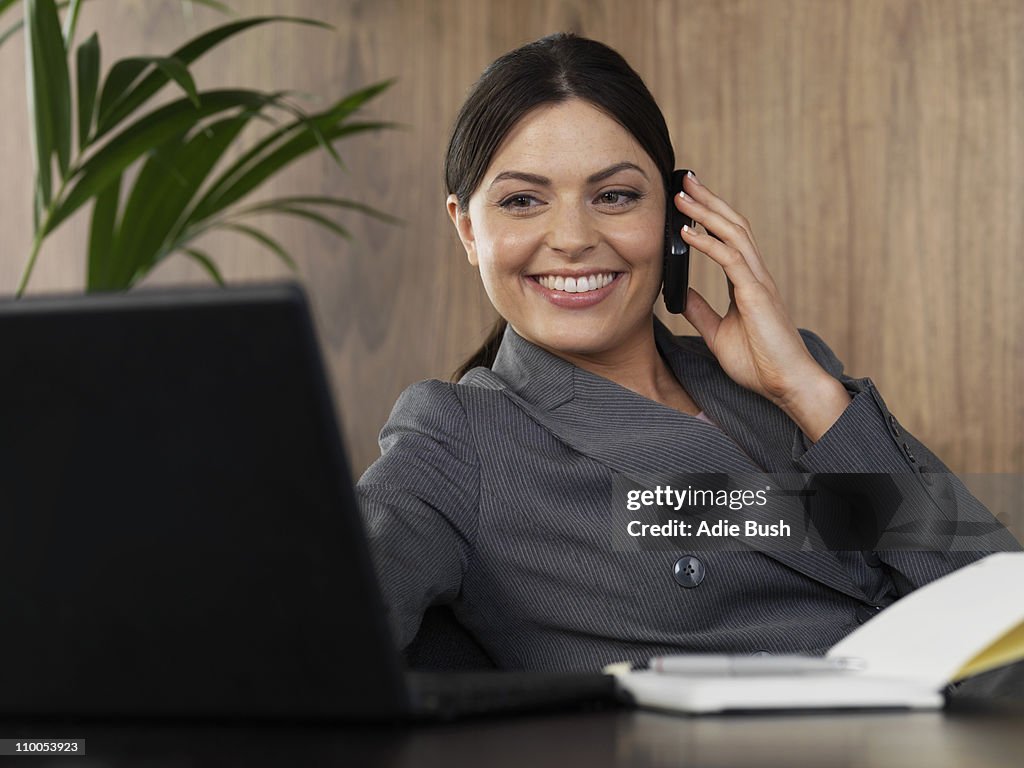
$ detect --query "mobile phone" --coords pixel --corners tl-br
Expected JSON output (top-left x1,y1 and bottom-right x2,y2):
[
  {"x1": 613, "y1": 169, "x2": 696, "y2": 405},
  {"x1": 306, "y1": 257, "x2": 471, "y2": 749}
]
[{"x1": 662, "y1": 169, "x2": 692, "y2": 314}]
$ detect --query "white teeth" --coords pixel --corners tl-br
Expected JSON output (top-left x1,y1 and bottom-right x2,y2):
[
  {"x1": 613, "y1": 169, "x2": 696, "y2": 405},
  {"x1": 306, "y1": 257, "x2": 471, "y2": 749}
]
[{"x1": 537, "y1": 272, "x2": 615, "y2": 293}]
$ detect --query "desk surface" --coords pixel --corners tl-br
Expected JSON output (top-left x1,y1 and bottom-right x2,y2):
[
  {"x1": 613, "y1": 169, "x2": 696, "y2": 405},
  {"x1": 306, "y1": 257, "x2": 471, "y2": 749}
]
[{"x1": 3, "y1": 700, "x2": 1024, "y2": 768}]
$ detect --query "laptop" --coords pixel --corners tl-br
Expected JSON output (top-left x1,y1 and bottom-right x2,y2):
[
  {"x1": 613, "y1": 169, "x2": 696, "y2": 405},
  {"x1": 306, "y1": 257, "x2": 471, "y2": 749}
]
[{"x1": 0, "y1": 283, "x2": 615, "y2": 721}]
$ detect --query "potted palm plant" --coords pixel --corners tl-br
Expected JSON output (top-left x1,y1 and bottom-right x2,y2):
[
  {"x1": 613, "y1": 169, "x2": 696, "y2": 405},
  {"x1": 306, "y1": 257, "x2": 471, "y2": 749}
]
[{"x1": 0, "y1": 0, "x2": 396, "y2": 296}]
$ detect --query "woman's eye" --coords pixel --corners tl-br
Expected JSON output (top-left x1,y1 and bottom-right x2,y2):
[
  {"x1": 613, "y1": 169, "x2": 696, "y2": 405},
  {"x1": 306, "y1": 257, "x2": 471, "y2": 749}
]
[
  {"x1": 597, "y1": 190, "x2": 640, "y2": 207},
  {"x1": 499, "y1": 195, "x2": 542, "y2": 212}
]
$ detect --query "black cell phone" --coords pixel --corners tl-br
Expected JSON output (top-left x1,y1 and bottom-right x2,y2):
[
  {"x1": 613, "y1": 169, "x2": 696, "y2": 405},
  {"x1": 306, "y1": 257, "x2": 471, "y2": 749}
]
[{"x1": 662, "y1": 169, "x2": 692, "y2": 314}]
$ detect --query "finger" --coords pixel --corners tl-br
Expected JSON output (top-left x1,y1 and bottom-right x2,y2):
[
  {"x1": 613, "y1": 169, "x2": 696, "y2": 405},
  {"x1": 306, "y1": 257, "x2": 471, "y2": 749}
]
[
  {"x1": 683, "y1": 172, "x2": 756, "y2": 244},
  {"x1": 677, "y1": 191, "x2": 774, "y2": 289},
  {"x1": 681, "y1": 287, "x2": 722, "y2": 347},
  {"x1": 676, "y1": 188, "x2": 749, "y2": 246},
  {"x1": 677, "y1": 191, "x2": 776, "y2": 290},
  {"x1": 681, "y1": 223, "x2": 763, "y2": 293},
  {"x1": 678, "y1": 178, "x2": 778, "y2": 293}
]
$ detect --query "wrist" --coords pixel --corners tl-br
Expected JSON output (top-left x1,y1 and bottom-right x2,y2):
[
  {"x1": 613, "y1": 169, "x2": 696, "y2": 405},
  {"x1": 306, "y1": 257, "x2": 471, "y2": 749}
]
[{"x1": 776, "y1": 370, "x2": 852, "y2": 443}]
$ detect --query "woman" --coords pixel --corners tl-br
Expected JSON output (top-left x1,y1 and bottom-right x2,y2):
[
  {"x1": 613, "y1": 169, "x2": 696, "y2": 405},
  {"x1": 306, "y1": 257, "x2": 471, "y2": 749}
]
[{"x1": 358, "y1": 33, "x2": 1019, "y2": 671}]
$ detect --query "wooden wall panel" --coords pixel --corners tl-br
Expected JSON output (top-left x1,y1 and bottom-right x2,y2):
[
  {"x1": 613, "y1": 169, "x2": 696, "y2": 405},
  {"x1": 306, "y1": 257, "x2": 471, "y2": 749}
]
[{"x1": 0, "y1": 0, "x2": 1020, "y2": 534}]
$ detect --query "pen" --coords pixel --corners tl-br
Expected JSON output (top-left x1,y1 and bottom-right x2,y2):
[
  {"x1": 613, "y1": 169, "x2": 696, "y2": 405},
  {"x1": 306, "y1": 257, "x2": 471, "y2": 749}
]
[{"x1": 648, "y1": 654, "x2": 866, "y2": 676}]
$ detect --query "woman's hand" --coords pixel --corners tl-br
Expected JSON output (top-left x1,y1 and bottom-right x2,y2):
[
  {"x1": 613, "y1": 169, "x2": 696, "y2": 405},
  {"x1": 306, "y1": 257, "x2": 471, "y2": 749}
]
[{"x1": 676, "y1": 172, "x2": 851, "y2": 442}]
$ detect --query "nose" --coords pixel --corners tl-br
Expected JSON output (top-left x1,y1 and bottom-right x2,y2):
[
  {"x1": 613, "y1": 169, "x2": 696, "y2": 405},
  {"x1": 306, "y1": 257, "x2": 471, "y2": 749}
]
[{"x1": 544, "y1": 200, "x2": 598, "y2": 260}]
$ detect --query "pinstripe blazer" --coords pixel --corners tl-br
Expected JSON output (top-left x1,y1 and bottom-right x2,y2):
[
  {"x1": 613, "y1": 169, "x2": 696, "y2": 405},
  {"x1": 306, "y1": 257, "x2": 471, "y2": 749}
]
[{"x1": 357, "y1": 319, "x2": 1021, "y2": 672}]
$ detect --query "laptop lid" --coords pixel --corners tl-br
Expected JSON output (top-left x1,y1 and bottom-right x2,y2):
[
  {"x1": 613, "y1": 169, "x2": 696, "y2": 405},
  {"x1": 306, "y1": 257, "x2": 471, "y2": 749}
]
[{"x1": 0, "y1": 283, "x2": 409, "y2": 719}]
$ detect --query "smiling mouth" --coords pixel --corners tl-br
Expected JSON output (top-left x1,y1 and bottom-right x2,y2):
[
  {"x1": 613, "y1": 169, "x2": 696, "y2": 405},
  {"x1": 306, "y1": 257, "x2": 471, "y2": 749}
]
[{"x1": 531, "y1": 272, "x2": 619, "y2": 293}]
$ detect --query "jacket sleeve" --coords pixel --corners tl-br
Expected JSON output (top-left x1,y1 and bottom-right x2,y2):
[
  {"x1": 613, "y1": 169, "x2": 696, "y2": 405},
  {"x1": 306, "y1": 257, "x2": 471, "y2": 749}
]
[
  {"x1": 356, "y1": 380, "x2": 479, "y2": 650},
  {"x1": 791, "y1": 330, "x2": 1022, "y2": 593}
]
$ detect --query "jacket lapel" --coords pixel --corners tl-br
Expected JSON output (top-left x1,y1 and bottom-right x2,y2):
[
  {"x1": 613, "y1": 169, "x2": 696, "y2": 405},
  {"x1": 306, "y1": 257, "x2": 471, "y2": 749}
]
[
  {"x1": 653, "y1": 321, "x2": 796, "y2": 471},
  {"x1": 469, "y1": 321, "x2": 866, "y2": 603}
]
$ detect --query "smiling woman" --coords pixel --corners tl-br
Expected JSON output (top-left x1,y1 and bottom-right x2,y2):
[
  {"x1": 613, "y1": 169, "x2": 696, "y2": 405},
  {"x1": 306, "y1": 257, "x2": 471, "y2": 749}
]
[
  {"x1": 357, "y1": 33, "x2": 1021, "y2": 672},
  {"x1": 448, "y1": 100, "x2": 667, "y2": 369}
]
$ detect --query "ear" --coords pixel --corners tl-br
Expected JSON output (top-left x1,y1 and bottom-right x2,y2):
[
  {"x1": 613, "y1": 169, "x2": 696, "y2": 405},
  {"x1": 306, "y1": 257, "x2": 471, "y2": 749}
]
[{"x1": 447, "y1": 194, "x2": 479, "y2": 267}]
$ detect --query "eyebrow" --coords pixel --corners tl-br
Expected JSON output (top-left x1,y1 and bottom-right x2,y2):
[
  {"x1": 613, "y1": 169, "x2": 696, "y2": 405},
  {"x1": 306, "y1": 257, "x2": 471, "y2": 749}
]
[{"x1": 488, "y1": 161, "x2": 649, "y2": 189}]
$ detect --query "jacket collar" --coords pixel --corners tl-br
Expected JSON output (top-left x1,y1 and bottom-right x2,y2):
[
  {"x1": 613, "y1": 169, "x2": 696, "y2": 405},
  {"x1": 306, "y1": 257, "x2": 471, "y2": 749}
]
[
  {"x1": 490, "y1": 318, "x2": 802, "y2": 470},
  {"x1": 489, "y1": 317, "x2": 722, "y2": 410}
]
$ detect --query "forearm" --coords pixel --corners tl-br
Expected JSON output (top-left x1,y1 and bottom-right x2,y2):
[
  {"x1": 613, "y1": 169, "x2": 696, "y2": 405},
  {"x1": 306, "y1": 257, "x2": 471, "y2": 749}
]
[
  {"x1": 791, "y1": 374, "x2": 1021, "y2": 590},
  {"x1": 777, "y1": 371, "x2": 852, "y2": 444}
]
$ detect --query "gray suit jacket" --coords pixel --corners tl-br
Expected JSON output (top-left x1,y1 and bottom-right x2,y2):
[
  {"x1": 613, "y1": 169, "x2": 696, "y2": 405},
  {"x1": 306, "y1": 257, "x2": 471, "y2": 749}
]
[{"x1": 358, "y1": 320, "x2": 1020, "y2": 671}]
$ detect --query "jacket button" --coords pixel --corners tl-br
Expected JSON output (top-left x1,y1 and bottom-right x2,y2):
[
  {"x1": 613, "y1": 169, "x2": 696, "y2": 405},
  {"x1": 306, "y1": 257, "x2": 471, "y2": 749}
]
[
  {"x1": 889, "y1": 414, "x2": 901, "y2": 436},
  {"x1": 864, "y1": 551, "x2": 882, "y2": 567},
  {"x1": 673, "y1": 555, "x2": 706, "y2": 588},
  {"x1": 750, "y1": 649, "x2": 772, "y2": 657},
  {"x1": 855, "y1": 604, "x2": 883, "y2": 624},
  {"x1": 902, "y1": 442, "x2": 917, "y2": 463}
]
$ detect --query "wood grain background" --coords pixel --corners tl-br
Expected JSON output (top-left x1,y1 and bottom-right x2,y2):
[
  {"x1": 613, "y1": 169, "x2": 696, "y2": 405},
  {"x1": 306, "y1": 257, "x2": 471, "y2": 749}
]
[{"x1": 1, "y1": 0, "x2": 1020, "y2": 534}]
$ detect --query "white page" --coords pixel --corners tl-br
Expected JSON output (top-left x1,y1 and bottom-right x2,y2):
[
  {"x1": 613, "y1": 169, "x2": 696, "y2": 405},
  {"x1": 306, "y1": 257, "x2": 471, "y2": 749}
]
[{"x1": 827, "y1": 553, "x2": 1024, "y2": 688}]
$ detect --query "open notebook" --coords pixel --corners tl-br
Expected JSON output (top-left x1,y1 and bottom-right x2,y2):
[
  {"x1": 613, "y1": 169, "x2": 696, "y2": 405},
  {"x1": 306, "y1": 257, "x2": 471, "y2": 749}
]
[{"x1": 615, "y1": 552, "x2": 1024, "y2": 713}]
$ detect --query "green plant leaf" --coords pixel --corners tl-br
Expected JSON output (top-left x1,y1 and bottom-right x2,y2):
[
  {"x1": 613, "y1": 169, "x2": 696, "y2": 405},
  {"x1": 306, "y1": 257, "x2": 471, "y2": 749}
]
[
  {"x1": 231, "y1": 204, "x2": 352, "y2": 241},
  {"x1": 233, "y1": 195, "x2": 402, "y2": 225},
  {"x1": 205, "y1": 120, "x2": 395, "y2": 226},
  {"x1": 61, "y1": 0, "x2": 81, "y2": 46},
  {"x1": 145, "y1": 57, "x2": 202, "y2": 109},
  {"x1": 23, "y1": 0, "x2": 50, "y2": 209},
  {"x1": 95, "y1": 58, "x2": 148, "y2": 121},
  {"x1": 86, "y1": 170, "x2": 121, "y2": 291},
  {"x1": 32, "y1": 187, "x2": 41, "y2": 231},
  {"x1": 93, "y1": 16, "x2": 330, "y2": 140},
  {"x1": 190, "y1": 81, "x2": 393, "y2": 223},
  {"x1": 25, "y1": 0, "x2": 73, "y2": 204},
  {"x1": 111, "y1": 112, "x2": 253, "y2": 287},
  {"x1": 0, "y1": 20, "x2": 20, "y2": 48},
  {"x1": 76, "y1": 32, "x2": 99, "y2": 149},
  {"x1": 38, "y1": 0, "x2": 72, "y2": 178},
  {"x1": 97, "y1": 55, "x2": 200, "y2": 130},
  {"x1": 273, "y1": 95, "x2": 346, "y2": 170},
  {"x1": 215, "y1": 222, "x2": 297, "y2": 271},
  {"x1": 180, "y1": 247, "x2": 225, "y2": 286},
  {"x1": 0, "y1": 0, "x2": 70, "y2": 49},
  {"x1": 48, "y1": 89, "x2": 283, "y2": 236}
]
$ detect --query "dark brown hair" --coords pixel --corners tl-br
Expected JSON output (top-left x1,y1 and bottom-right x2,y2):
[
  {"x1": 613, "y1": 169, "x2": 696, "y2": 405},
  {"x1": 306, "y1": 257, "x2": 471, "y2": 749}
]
[{"x1": 446, "y1": 33, "x2": 675, "y2": 379}]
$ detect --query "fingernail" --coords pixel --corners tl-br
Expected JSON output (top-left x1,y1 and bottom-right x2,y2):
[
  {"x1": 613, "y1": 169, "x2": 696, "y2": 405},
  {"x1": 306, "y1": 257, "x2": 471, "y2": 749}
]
[
  {"x1": 682, "y1": 224, "x2": 693, "y2": 233},
  {"x1": 678, "y1": 190, "x2": 690, "y2": 201},
  {"x1": 687, "y1": 170, "x2": 700, "y2": 185}
]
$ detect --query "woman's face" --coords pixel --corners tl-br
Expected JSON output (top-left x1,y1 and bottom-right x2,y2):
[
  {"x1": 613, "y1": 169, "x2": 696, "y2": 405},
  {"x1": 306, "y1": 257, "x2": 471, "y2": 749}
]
[{"x1": 448, "y1": 98, "x2": 666, "y2": 361}]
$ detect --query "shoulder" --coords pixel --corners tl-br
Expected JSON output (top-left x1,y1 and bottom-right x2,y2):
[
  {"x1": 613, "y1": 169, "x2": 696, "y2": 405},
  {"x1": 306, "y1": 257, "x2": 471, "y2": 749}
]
[
  {"x1": 389, "y1": 378, "x2": 465, "y2": 417},
  {"x1": 379, "y1": 379, "x2": 472, "y2": 452},
  {"x1": 381, "y1": 375, "x2": 510, "y2": 447},
  {"x1": 389, "y1": 372, "x2": 507, "y2": 419}
]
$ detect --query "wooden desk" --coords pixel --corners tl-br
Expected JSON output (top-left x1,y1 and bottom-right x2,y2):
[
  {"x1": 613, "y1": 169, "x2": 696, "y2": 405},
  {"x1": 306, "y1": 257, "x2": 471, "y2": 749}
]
[{"x1": 3, "y1": 699, "x2": 1023, "y2": 767}]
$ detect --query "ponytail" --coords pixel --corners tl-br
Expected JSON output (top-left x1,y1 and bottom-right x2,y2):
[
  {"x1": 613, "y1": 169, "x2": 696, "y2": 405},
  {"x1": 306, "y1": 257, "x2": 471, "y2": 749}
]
[{"x1": 453, "y1": 317, "x2": 507, "y2": 381}]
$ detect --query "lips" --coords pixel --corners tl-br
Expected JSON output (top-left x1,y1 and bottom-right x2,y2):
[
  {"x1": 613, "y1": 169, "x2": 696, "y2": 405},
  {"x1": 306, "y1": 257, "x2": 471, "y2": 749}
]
[
  {"x1": 533, "y1": 272, "x2": 617, "y2": 293},
  {"x1": 527, "y1": 271, "x2": 623, "y2": 308}
]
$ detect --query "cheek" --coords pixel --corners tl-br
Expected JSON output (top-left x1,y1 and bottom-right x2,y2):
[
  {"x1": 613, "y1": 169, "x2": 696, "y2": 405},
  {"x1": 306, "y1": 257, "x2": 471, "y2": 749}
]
[
  {"x1": 475, "y1": 221, "x2": 543, "y2": 279},
  {"x1": 609, "y1": 212, "x2": 664, "y2": 268}
]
